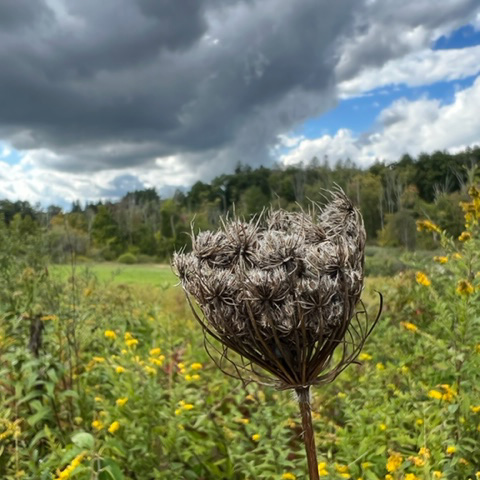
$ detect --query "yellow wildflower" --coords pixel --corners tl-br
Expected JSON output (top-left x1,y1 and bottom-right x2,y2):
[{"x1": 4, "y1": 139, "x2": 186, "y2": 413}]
[
  {"x1": 459, "y1": 458, "x2": 469, "y2": 465},
  {"x1": 282, "y1": 474, "x2": 296, "y2": 480},
  {"x1": 416, "y1": 271, "x2": 431, "y2": 286},
  {"x1": 416, "y1": 219, "x2": 441, "y2": 233},
  {"x1": 379, "y1": 423, "x2": 387, "y2": 431},
  {"x1": 335, "y1": 464, "x2": 349, "y2": 473},
  {"x1": 419, "y1": 447, "x2": 430, "y2": 458},
  {"x1": 149, "y1": 347, "x2": 161, "y2": 356},
  {"x1": 144, "y1": 365, "x2": 156, "y2": 375},
  {"x1": 177, "y1": 362, "x2": 185, "y2": 369},
  {"x1": 386, "y1": 451, "x2": 402, "y2": 472},
  {"x1": 104, "y1": 330, "x2": 116, "y2": 339},
  {"x1": 116, "y1": 397, "x2": 128, "y2": 407},
  {"x1": 475, "y1": 472, "x2": 480, "y2": 480},
  {"x1": 251, "y1": 433, "x2": 260, "y2": 442},
  {"x1": 456, "y1": 279, "x2": 474, "y2": 295},
  {"x1": 470, "y1": 405, "x2": 480, "y2": 413},
  {"x1": 416, "y1": 418, "x2": 423, "y2": 426},
  {"x1": 91, "y1": 420, "x2": 103, "y2": 430},
  {"x1": 108, "y1": 421, "x2": 120, "y2": 434},
  {"x1": 361, "y1": 462, "x2": 372, "y2": 469},
  {"x1": 433, "y1": 472, "x2": 443, "y2": 479},
  {"x1": 339, "y1": 475, "x2": 350, "y2": 479},
  {"x1": 191, "y1": 374, "x2": 200, "y2": 381},
  {"x1": 94, "y1": 396, "x2": 103, "y2": 403},
  {"x1": 385, "y1": 476, "x2": 393, "y2": 480},
  {"x1": 235, "y1": 418, "x2": 249, "y2": 425},
  {"x1": 405, "y1": 474, "x2": 419, "y2": 480},
  {"x1": 115, "y1": 366, "x2": 125, "y2": 374},
  {"x1": 185, "y1": 374, "x2": 192, "y2": 381},
  {"x1": 149, "y1": 357, "x2": 164, "y2": 366},
  {"x1": 54, "y1": 452, "x2": 86, "y2": 480},
  {"x1": 126, "y1": 338, "x2": 139, "y2": 347},
  {"x1": 428, "y1": 389, "x2": 442, "y2": 400},
  {"x1": 453, "y1": 252, "x2": 462, "y2": 260},
  {"x1": 433, "y1": 256, "x2": 448, "y2": 264},
  {"x1": 400, "y1": 365, "x2": 410, "y2": 374},
  {"x1": 409, "y1": 456, "x2": 425, "y2": 467},
  {"x1": 92, "y1": 356, "x2": 105, "y2": 363},
  {"x1": 183, "y1": 404, "x2": 194, "y2": 410},
  {"x1": 318, "y1": 468, "x2": 328, "y2": 477},
  {"x1": 246, "y1": 394, "x2": 255, "y2": 401},
  {"x1": 175, "y1": 409, "x2": 182, "y2": 416},
  {"x1": 446, "y1": 445, "x2": 456, "y2": 455},
  {"x1": 191, "y1": 362, "x2": 203, "y2": 370},
  {"x1": 376, "y1": 362, "x2": 385, "y2": 370},
  {"x1": 400, "y1": 321, "x2": 418, "y2": 332},
  {"x1": 337, "y1": 392, "x2": 346, "y2": 398},
  {"x1": 359, "y1": 352, "x2": 372, "y2": 361},
  {"x1": 124, "y1": 332, "x2": 133, "y2": 340},
  {"x1": 458, "y1": 231, "x2": 471, "y2": 242}
]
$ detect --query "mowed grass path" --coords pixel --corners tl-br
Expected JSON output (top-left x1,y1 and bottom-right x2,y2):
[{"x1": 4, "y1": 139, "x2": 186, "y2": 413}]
[{"x1": 52, "y1": 263, "x2": 177, "y2": 286}]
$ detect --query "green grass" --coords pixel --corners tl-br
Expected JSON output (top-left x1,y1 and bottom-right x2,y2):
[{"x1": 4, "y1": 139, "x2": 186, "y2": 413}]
[{"x1": 51, "y1": 262, "x2": 177, "y2": 286}]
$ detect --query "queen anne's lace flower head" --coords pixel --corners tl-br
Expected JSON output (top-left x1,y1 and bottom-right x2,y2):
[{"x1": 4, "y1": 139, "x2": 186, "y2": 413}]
[{"x1": 173, "y1": 188, "x2": 380, "y2": 390}]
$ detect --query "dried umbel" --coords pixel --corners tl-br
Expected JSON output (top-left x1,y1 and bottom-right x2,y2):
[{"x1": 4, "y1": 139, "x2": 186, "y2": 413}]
[{"x1": 173, "y1": 189, "x2": 381, "y2": 479}]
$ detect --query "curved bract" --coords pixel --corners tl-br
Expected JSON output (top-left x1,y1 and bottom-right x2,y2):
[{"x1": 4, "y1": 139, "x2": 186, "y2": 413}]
[{"x1": 173, "y1": 188, "x2": 381, "y2": 390}]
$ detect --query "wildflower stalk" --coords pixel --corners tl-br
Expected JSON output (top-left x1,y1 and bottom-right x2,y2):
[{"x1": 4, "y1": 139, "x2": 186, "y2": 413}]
[{"x1": 296, "y1": 387, "x2": 319, "y2": 480}]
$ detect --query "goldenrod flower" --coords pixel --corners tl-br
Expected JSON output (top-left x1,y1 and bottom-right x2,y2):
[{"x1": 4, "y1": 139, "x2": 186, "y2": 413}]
[
  {"x1": 235, "y1": 418, "x2": 249, "y2": 425},
  {"x1": 251, "y1": 433, "x2": 260, "y2": 442},
  {"x1": 116, "y1": 397, "x2": 128, "y2": 407},
  {"x1": 400, "y1": 321, "x2": 418, "y2": 332},
  {"x1": 191, "y1": 362, "x2": 203, "y2": 370},
  {"x1": 446, "y1": 445, "x2": 456, "y2": 455},
  {"x1": 415, "y1": 271, "x2": 431, "y2": 287},
  {"x1": 358, "y1": 352, "x2": 372, "y2": 361},
  {"x1": 104, "y1": 330, "x2": 116, "y2": 339},
  {"x1": 335, "y1": 464, "x2": 349, "y2": 473},
  {"x1": 456, "y1": 279, "x2": 474, "y2": 296},
  {"x1": 149, "y1": 347, "x2": 161, "y2": 356},
  {"x1": 428, "y1": 389, "x2": 442, "y2": 400},
  {"x1": 386, "y1": 451, "x2": 402, "y2": 473},
  {"x1": 108, "y1": 421, "x2": 120, "y2": 434},
  {"x1": 54, "y1": 452, "x2": 86, "y2": 480},
  {"x1": 458, "y1": 231, "x2": 471, "y2": 242},
  {"x1": 416, "y1": 220, "x2": 441, "y2": 233},
  {"x1": 282, "y1": 473, "x2": 296, "y2": 479},
  {"x1": 433, "y1": 256, "x2": 448, "y2": 264},
  {"x1": 91, "y1": 420, "x2": 103, "y2": 431}
]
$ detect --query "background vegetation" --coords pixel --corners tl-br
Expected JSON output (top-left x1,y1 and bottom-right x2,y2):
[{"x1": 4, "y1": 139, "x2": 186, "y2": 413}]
[
  {"x1": 0, "y1": 150, "x2": 479, "y2": 479},
  {"x1": 1, "y1": 146, "x2": 479, "y2": 264}
]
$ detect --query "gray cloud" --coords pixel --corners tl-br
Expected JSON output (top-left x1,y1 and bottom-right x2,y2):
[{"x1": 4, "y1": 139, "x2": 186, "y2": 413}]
[{"x1": 0, "y1": 0, "x2": 479, "y2": 191}]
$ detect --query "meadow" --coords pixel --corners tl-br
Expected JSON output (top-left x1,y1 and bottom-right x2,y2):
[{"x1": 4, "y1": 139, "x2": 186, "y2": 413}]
[{"x1": 0, "y1": 191, "x2": 479, "y2": 479}]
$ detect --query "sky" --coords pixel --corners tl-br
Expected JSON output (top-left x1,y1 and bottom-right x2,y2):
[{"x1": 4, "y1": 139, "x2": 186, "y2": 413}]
[{"x1": 1, "y1": 0, "x2": 480, "y2": 207}]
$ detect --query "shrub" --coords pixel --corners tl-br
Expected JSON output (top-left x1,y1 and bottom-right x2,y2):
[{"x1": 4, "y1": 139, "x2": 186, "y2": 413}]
[{"x1": 117, "y1": 252, "x2": 137, "y2": 264}]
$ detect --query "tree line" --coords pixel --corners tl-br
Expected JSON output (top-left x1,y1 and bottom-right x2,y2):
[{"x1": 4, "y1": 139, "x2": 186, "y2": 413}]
[{"x1": 1, "y1": 146, "x2": 479, "y2": 262}]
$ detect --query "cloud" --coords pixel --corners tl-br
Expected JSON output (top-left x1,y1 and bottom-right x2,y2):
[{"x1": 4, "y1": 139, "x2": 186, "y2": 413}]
[
  {"x1": 339, "y1": 45, "x2": 480, "y2": 98},
  {"x1": 0, "y1": 0, "x2": 480, "y2": 204},
  {"x1": 280, "y1": 75, "x2": 480, "y2": 166}
]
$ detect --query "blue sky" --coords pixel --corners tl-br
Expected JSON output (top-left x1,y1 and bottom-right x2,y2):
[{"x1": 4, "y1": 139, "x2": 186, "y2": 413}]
[{"x1": 1, "y1": 1, "x2": 480, "y2": 206}]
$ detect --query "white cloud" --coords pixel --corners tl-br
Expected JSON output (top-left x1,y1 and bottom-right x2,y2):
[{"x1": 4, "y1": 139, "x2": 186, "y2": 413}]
[
  {"x1": 281, "y1": 75, "x2": 480, "y2": 166},
  {"x1": 339, "y1": 45, "x2": 480, "y2": 98}
]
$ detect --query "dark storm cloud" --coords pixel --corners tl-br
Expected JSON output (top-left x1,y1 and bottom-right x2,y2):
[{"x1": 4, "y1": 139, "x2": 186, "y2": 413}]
[{"x1": 0, "y1": 0, "x2": 479, "y2": 178}]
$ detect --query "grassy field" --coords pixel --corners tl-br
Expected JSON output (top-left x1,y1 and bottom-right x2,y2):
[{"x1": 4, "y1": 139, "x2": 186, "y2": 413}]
[{"x1": 51, "y1": 262, "x2": 177, "y2": 286}]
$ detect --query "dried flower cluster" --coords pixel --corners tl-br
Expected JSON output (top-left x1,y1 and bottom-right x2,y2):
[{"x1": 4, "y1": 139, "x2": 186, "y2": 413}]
[{"x1": 173, "y1": 189, "x2": 379, "y2": 390}]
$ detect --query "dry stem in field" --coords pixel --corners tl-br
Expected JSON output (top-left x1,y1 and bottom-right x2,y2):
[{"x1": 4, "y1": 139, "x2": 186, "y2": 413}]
[{"x1": 173, "y1": 188, "x2": 381, "y2": 479}]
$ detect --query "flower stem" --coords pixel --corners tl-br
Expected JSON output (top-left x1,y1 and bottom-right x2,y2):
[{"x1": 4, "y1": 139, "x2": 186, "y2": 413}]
[{"x1": 296, "y1": 387, "x2": 319, "y2": 480}]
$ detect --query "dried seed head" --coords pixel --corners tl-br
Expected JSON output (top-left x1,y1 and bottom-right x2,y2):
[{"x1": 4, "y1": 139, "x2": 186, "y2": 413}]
[{"x1": 173, "y1": 188, "x2": 380, "y2": 389}]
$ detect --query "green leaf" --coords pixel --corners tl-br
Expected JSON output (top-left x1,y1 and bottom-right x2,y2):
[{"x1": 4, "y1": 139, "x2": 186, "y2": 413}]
[{"x1": 71, "y1": 431, "x2": 94, "y2": 450}]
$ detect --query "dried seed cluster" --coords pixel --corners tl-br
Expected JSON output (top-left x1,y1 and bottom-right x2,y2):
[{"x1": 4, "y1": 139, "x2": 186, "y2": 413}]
[{"x1": 173, "y1": 189, "x2": 371, "y2": 388}]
